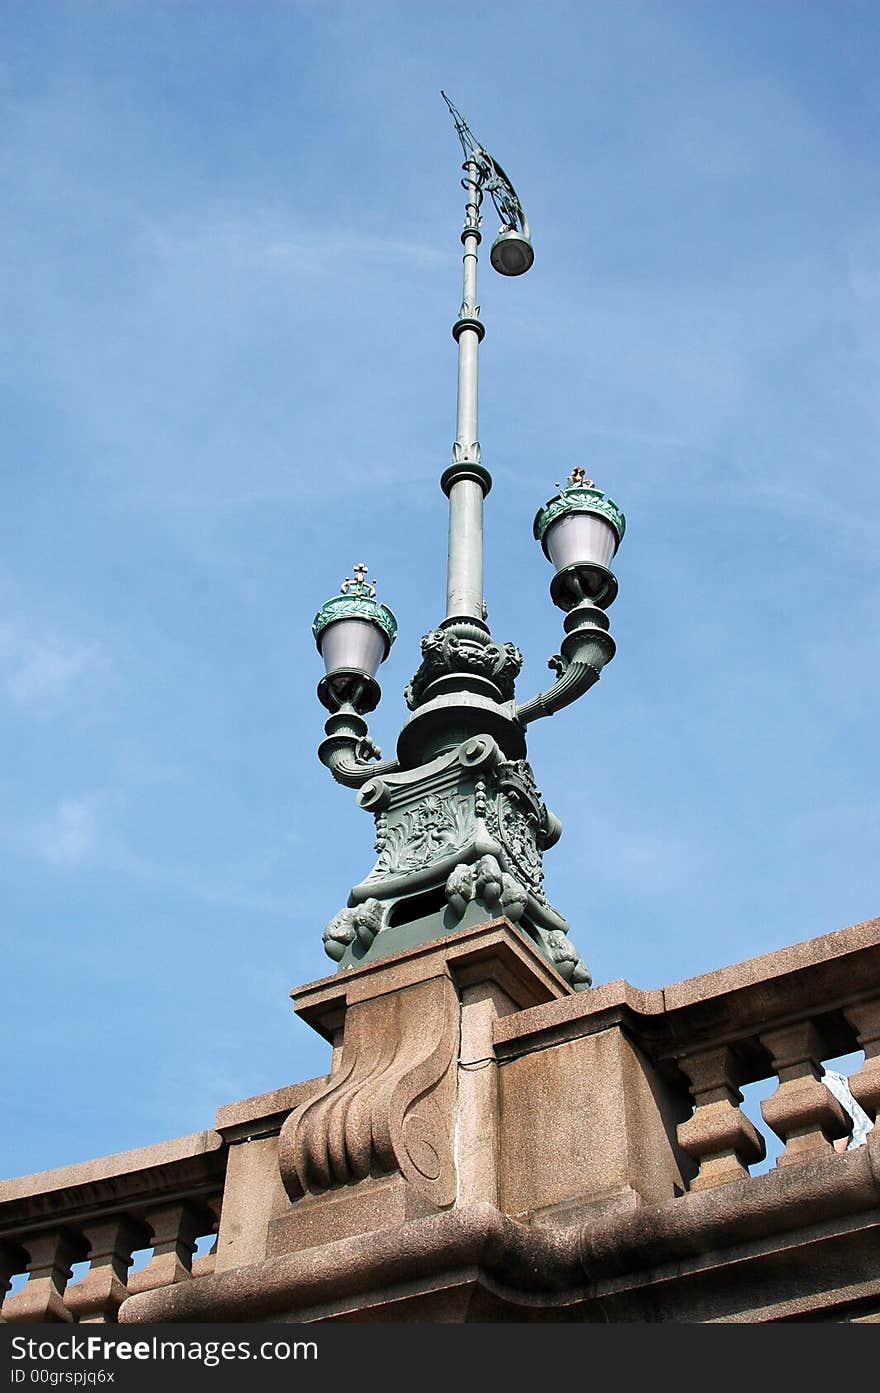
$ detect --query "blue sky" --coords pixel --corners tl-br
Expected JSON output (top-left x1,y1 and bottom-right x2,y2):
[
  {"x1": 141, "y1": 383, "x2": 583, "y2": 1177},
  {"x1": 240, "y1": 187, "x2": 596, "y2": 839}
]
[{"x1": 3, "y1": 0, "x2": 878, "y2": 1180}]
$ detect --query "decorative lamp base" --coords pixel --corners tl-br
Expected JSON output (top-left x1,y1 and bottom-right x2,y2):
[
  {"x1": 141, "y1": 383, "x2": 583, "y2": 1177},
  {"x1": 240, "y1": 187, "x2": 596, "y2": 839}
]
[
  {"x1": 550, "y1": 562, "x2": 618, "y2": 613},
  {"x1": 317, "y1": 669, "x2": 382, "y2": 716},
  {"x1": 320, "y1": 732, "x2": 591, "y2": 991}
]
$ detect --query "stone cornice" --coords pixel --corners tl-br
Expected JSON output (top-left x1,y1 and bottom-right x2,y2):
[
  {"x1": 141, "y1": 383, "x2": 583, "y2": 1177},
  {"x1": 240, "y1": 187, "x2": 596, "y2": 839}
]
[
  {"x1": 494, "y1": 915, "x2": 880, "y2": 1078},
  {"x1": 0, "y1": 1131, "x2": 225, "y2": 1238}
]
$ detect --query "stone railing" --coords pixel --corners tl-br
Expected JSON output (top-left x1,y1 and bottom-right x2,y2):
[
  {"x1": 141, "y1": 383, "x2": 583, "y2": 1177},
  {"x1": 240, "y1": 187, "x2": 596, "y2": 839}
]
[
  {"x1": 3, "y1": 915, "x2": 878, "y2": 1323},
  {"x1": 0, "y1": 1131, "x2": 226, "y2": 1323},
  {"x1": 675, "y1": 999, "x2": 878, "y2": 1192},
  {"x1": 664, "y1": 921, "x2": 879, "y2": 1190},
  {"x1": 493, "y1": 915, "x2": 879, "y2": 1216}
]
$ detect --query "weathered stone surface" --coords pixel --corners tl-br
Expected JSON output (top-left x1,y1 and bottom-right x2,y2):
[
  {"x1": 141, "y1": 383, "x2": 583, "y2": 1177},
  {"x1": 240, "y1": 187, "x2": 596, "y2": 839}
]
[
  {"x1": 456, "y1": 980, "x2": 520, "y2": 1209},
  {"x1": 119, "y1": 1133, "x2": 880, "y2": 1323},
  {"x1": 845, "y1": 997, "x2": 880, "y2": 1121},
  {"x1": 0, "y1": 1239, "x2": 26, "y2": 1308},
  {"x1": 278, "y1": 974, "x2": 459, "y2": 1212},
  {"x1": 217, "y1": 1134, "x2": 293, "y2": 1269},
  {"x1": 0, "y1": 1131, "x2": 225, "y2": 1228},
  {"x1": 2, "y1": 1230, "x2": 87, "y2": 1324},
  {"x1": 64, "y1": 1216, "x2": 148, "y2": 1324},
  {"x1": 269, "y1": 1174, "x2": 416, "y2": 1255},
  {"x1": 292, "y1": 917, "x2": 568, "y2": 1042},
  {"x1": 760, "y1": 1022, "x2": 850, "y2": 1165},
  {"x1": 213, "y1": 1078, "x2": 328, "y2": 1272},
  {"x1": 663, "y1": 916, "x2": 880, "y2": 1010},
  {"x1": 214, "y1": 1080, "x2": 327, "y2": 1135},
  {"x1": 127, "y1": 1199, "x2": 212, "y2": 1294},
  {"x1": 0, "y1": 1133, "x2": 225, "y2": 1322},
  {"x1": 6, "y1": 915, "x2": 880, "y2": 1324},
  {"x1": 498, "y1": 1022, "x2": 691, "y2": 1218},
  {"x1": 677, "y1": 1046, "x2": 765, "y2": 1189}
]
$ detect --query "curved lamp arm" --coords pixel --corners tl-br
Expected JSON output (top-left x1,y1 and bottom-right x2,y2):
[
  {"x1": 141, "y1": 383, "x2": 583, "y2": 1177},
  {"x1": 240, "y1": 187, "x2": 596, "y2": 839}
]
[
  {"x1": 514, "y1": 626, "x2": 616, "y2": 729},
  {"x1": 318, "y1": 705, "x2": 400, "y2": 789}
]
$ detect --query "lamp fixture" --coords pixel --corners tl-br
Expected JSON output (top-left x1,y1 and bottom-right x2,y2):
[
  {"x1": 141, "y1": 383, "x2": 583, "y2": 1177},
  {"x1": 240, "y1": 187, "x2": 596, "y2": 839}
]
[{"x1": 310, "y1": 96, "x2": 624, "y2": 990}]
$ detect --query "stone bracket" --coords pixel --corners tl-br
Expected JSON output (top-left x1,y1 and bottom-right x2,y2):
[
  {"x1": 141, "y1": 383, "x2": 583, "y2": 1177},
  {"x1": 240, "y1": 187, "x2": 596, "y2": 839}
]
[{"x1": 278, "y1": 975, "x2": 459, "y2": 1210}]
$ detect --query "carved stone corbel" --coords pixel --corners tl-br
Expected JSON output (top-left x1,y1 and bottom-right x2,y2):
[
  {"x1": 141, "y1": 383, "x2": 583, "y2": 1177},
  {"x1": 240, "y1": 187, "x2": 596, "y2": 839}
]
[{"x1": 277, "y1": 974, "x2": 458, "y2": 1214}]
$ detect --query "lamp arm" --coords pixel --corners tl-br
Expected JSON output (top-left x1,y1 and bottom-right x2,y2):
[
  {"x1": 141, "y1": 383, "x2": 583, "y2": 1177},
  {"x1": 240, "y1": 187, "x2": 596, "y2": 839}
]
[
  {"x1": 321, "y1": 743, "x2": 400, "y2": 789},
  {"x1": 317, "y1": 706, "x2": 400, "y2": 788},
  {"x1": 514, "y1": 630, "x2": 616, "y2": 728}
]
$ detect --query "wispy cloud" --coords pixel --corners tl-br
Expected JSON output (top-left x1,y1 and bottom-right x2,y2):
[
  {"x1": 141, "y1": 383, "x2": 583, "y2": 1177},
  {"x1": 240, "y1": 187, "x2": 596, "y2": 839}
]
[
  {"x1": 139, "y1": 216, "x2": 455, "y2": 277},
  {"x1": 844, "y1": 222, "x2": 880, "y2": 304},
  {"x1": 581, "y1": 424, "x2": 687, "y2": 450},
  {"x1": 0, "y1": 790, "x2": 111, "y2": 871},
  {"x1": 0, "y1": 616, "x2": 109, "y2": 712},
  {"x1": 749, "y1": 479, "x2": 880, "y2": 555},
  {"x1": 4, "y1": 787, "x2": 298, "y2": 918},
  {"x1": 39, "y1": 795, "x2": 101, "y2": 866}
]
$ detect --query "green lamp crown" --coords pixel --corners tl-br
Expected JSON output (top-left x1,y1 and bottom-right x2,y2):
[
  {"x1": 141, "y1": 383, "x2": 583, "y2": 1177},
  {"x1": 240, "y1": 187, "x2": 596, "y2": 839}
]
[
  {"x1": 312, "y1": 564, "x2": 398, "y2": 652},
  {"x1": 533, "y1": 467, "x2": 626, "y2": 554}
]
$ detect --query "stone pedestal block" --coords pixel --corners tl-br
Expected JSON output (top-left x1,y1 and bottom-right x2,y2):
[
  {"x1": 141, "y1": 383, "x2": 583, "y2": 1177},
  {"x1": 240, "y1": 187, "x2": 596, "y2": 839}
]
[
  {"x1": 269, "y1": 919, "x2": 566, "y2": 1253},
  {"x1": 497, "y1": 1018, "x2": 690, "y2": 1220}
]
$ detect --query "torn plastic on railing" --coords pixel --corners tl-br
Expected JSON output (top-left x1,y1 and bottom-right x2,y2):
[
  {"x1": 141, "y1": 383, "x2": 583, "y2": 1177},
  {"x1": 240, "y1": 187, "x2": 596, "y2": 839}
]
[{"x1": 822, "y1": 1069, "x2": 874, "y2": 1149}]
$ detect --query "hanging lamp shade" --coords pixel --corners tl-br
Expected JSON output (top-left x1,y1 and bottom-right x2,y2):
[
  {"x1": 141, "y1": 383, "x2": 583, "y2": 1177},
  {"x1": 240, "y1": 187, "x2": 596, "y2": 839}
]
[{"x1": 490, "y1": 227, "x2": 534, "y2": 276}]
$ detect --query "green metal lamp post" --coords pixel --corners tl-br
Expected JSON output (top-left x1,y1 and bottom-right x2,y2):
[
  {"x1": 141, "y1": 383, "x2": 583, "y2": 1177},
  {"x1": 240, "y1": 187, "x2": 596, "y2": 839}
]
[{"x1": 311, "y1": 97, "x2": 625, "y2": 988}]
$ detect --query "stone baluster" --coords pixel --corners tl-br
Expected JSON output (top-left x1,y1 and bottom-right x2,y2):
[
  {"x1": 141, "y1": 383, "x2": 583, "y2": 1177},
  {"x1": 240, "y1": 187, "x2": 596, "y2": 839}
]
[
  {"x1": 676, "y1": 1045, "x2": 765, "y2": 1190},
  {"x1": 190, "y1": 1199, "x2": 220, "y2": 1277},
  {"x1": 64, "y1": 1216, "x2": 149, "y2": 1324},
  {"x1": 2, "y1": 1229, "x2": 87, "y2": 1323},
  {"x1": 191, "y1": 1236, "x2": 218, "y2": 1277},
  {"x1": 0, "y1": 1241, "x2": 27, "y2": 1321},
  {"x1": 126, "y1": 1201, "x2": 205, "y2": 1296},
  {"x1": 760, "y1": 1022, "x2": 850, "y2": 1166},
  {"x1": 843, "y1": 998, "x2": 880, "y2": 1124}
]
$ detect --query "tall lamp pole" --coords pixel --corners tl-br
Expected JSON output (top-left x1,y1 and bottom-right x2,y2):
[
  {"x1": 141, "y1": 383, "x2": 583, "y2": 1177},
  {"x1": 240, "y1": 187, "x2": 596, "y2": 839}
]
[
  {"x1": 441, "y1": 90, "x2": 534, "y2": 625},
  {"x1": 309, "y1": 96, "x2": 625, "y2": 988}
]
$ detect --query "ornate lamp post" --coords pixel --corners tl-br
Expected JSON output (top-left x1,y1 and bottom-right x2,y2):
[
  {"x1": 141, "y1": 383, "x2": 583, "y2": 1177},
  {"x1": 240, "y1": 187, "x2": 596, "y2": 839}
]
[{"x1": 311, "y1": 96, "x2": 624, "y2": 989}]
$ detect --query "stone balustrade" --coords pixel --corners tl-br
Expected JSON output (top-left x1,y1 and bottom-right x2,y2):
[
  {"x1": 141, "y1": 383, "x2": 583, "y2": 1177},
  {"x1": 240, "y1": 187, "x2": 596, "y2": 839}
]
[
  {"x1": 2, "y1": 914, "x2": 879, "y2": 1323},
  {"x1": 670, "y1": 934, "x2": 878, "y2": 1190},
  {"x1": 675, "y1": 1044, "x2": 766, "y2": 1189},
  {"x1": 492, "y1": 915, "x2": 879, "y2": 1215},
  {"x1": 0, "y1": 1131, "x2": 225, "y2": 1323},
  {"x1": 845, "y1": 997, "x2": 880, "y2": 1122}
]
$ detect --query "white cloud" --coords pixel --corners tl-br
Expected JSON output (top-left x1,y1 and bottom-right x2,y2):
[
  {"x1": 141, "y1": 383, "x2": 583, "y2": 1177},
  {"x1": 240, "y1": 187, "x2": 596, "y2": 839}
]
[
  {"x1": 40, "y1": 795, "x2": 99, "y2": 866},
  {"x1": 0, "y1": 616, "x2": 108, "y2": 712},
  {"x1": 139, "y1": 216, "x2": 455, "y2": 278},
  {"x1": 749, "y1": 479, "x2": 880, "y2": 556}
]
